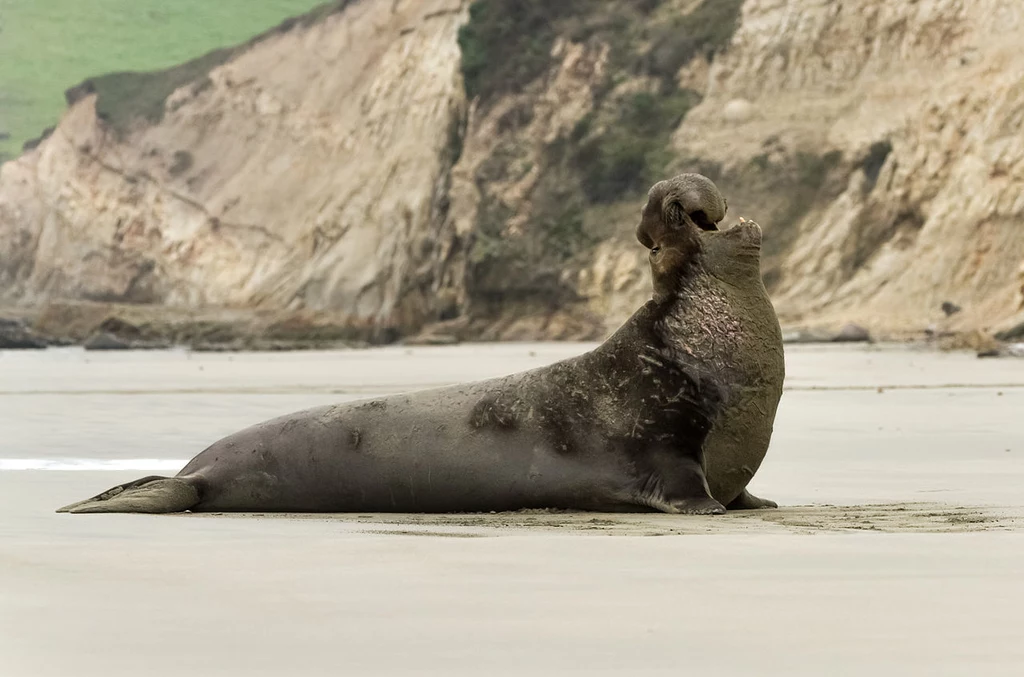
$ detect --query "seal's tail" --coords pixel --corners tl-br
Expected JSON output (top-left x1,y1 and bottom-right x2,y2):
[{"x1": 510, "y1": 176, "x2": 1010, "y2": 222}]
[{"x1": 56, "y1": 475, "x2": 200, "y2": 514}]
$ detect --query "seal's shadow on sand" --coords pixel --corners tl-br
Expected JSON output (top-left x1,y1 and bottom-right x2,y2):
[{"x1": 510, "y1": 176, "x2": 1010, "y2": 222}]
[{"x1": 186, "y1": 503, "x2": 1022, "y2": 536}]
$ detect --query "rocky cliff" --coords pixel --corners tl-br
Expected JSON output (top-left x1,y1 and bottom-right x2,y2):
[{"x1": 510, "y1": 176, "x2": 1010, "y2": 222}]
[
  {"x1": 0, "y1": 0, "x2": 470, "y2": 343},
  {"x1": 678, "y1": 0, "x2": 1024, "y2": 338},
  {"x1": 1, "y1": 0, "x2": 1022, "y2": 345}
]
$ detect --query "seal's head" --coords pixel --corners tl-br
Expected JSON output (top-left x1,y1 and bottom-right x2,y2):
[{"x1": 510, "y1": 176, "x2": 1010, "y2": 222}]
[{"x1": 636, "y1": 173, "x2": 728, "y2": 300}]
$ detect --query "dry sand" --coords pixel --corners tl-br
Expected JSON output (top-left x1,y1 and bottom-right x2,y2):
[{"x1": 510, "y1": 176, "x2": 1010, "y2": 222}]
[{"x1": 1, "y1": 343, "x2": 1023, "y2": 676}]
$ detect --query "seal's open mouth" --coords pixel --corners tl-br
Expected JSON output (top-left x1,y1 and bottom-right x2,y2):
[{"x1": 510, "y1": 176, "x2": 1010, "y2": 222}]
[{"x1": 691, "y1": 210, "x2": 719, "y2": 231}]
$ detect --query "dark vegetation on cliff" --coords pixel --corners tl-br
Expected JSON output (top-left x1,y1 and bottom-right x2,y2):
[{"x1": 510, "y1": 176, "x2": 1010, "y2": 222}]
[
  {"x1": 458, "y1": 0, "x2": 743, "y2": 99},
  {"x1": 570, "y1": 89, "x2": 701, "y2": 203},
  {"x1": 457, "y1": 0, "x2": 744, "y2": 317},
  {"x1": 457, "y1": 0, "x2": 866, "y2": 314},
  {"x1": 459, "y1": 1, "x2": 582, "y2": 102},
  {"x1": 641, "y1": 0, "x2": 744, "y2": 85}
]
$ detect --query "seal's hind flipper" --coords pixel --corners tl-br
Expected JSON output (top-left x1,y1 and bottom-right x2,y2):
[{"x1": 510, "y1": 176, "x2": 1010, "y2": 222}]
[{"x1": 57, "y1": 476, "x2": 199, "y2": 514}]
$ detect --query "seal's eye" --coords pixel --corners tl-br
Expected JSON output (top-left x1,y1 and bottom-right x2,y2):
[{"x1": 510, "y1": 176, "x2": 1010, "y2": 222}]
[{"x1": 650, "y1": 246, "x2": 661, "y2": 255}]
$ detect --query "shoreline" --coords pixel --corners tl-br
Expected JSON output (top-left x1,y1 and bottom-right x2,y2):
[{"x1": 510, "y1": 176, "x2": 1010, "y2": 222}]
[{"x1": 4, "y1": 300, "x2": 1022, "y2": 354}]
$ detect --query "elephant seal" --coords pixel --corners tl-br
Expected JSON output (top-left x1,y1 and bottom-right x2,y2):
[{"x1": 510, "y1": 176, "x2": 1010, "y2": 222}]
[
  {"x1": 638, "y1": 176, "x2": 785, "y2": 510},
  {"x1": 58, "y1": 174, "x2": 784, "y2": 515}
]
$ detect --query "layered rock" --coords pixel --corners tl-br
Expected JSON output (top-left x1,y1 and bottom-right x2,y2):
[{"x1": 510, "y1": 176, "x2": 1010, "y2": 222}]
[
  {"x1": 0, "y1": 0, "x2": 470, "y2": 341},
  {"x1": 2, "y1": 0, "x2": 1023, "y2": 344},
  {"x1": 446, "y1": 0, "x2": 1024, "y2": 340},
  {"x1": 674, "y1": 0, "x2": 1024, "y2": 335}
]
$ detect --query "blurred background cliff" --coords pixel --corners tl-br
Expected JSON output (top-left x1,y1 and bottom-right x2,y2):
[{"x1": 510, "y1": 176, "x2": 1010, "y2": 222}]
[{"x1": 1, "y1": 0, "x2": 1022, "y2": 350}]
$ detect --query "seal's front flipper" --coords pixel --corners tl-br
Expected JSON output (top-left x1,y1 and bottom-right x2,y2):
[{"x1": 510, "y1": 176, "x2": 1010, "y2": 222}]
[
  {"x1": 727, "y1": 488, "x2": 778, "y2": 510},
  {"x1": 664, "y1": 495, "x2": 727, "y2": 515},
  {"x1": 637, "y1": 450, "x2": 726, "y2": 515},
  {"x1": 57, "y1": 476, "x2": 199, "y2": 514}
]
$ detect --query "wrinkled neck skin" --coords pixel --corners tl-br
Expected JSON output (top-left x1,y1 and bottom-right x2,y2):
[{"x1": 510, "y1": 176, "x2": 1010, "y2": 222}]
[
  {"x1": 604, "y1": 221, "x2": 765, "y2": 385},
  {"x1": 629, "y1": 259, "x2": 724, "y2": 383},
  {"x1": 643, "y1": 224, "x2": 766, "y2": 383},
  {"x1": 651, "y1": 258, "x2": 701, "y2": 305}
]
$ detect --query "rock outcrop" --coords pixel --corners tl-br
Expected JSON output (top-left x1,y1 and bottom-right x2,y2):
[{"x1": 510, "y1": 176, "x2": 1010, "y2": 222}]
[
  {"x1": 0, "y1": 317, "x2": 47, "y2": 349},
  {"x1": 0, "y1": 0, "x2": 470, "y2": 342},
  {"x1": 674, "y1": 0, "x2": 1024, "y2": 338},
  {"x1": 1, "y1": 0, "x2": 1022, "y2": 344}
]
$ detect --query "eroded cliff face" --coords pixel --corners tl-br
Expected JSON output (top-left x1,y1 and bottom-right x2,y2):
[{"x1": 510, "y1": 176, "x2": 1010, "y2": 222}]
[
  {"x1": 453, "y1": 0, "x2": 1024, "y2": 339},
  {"x1": 2, "y1": 0, "x2": 1023, "y2": 343},
  {"x1": 0, "y1": 0, "x2": 470, "y2": 341},
  {"x1": 448, "y1": 0, "x2": 743, "y2": 339},
  {"x1": 676, "y1": 0, "x2": 1024, "y2": 336}
]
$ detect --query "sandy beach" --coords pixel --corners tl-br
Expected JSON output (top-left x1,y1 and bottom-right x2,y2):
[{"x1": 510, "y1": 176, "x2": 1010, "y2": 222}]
[{"x1": 2, "y1": 343, "x2": 1023, "y2": 676}]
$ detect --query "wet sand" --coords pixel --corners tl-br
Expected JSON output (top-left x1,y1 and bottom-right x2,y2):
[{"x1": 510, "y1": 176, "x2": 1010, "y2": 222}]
[{"x1": 1, "y1": 344, "x2": 1023, "y2": 676}]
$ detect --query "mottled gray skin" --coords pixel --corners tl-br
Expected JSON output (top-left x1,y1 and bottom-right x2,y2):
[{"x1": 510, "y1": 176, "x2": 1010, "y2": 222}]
[{"x1": 58, "y1": 174, "x2": 783, "y2": 515}]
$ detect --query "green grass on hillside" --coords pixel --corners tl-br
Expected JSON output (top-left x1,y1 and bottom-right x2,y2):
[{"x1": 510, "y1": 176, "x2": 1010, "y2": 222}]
[{"x1": 0, "y1": 0, "x2": 329, "y2": 160}]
